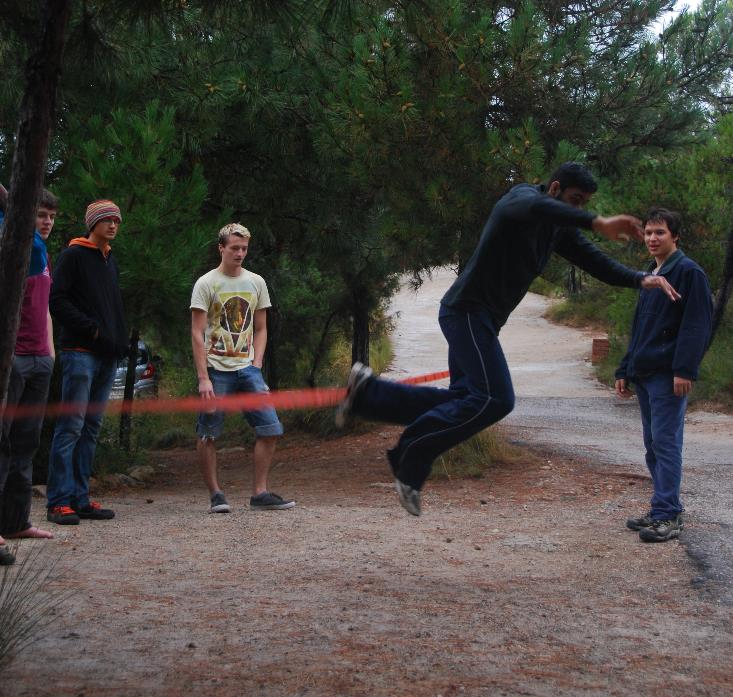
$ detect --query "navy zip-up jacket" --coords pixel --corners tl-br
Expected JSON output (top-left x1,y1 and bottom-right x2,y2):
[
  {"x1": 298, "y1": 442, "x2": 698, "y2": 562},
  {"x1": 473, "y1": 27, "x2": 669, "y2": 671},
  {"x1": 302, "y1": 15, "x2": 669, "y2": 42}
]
[
  {"x1": 441, "y1": 183, "x2": 646, "y2": 329},
  {"x1": 616, "y1": 250, "x2": 712, "y2": 382},
  {"x1": 50, "y1": 240, "x2": 128, "y2": 359}
]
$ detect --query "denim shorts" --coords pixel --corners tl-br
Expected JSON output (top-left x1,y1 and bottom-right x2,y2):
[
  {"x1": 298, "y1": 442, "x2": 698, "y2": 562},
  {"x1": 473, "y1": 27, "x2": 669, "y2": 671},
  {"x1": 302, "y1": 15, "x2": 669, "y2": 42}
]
[{"x1": 196, "y1": 366, "x2": 284, "y2": 439}]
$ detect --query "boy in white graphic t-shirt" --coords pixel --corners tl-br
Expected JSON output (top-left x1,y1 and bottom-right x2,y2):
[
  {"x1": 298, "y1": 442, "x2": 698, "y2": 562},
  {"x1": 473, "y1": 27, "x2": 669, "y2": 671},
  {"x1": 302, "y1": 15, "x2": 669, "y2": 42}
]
[{"x1": 190, "y1": 223, "x2": 294, "y2": 513}]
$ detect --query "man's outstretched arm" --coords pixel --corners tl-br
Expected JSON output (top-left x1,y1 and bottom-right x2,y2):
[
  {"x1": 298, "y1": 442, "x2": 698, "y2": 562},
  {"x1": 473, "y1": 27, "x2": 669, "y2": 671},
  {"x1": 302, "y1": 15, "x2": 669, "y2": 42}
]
[{"x1": 592, "y1": 215, "x2": 643, "y2": 243}]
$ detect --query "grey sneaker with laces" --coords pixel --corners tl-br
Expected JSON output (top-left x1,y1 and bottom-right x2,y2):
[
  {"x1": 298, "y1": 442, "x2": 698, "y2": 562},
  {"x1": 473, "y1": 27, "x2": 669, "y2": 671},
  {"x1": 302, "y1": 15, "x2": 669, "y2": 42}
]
[
  {"x1": 627, "y1": 512, "x2": 683, "y2": 532},
  {"x1": 395, "y1": 478, "x2": 421, "y2": 516},
  {"x1": 250, "y1": 492, "x2": 296, "y2": 510},
  {"x1": 639, "y1": 516, "x2": 683, "y2": 542},
  {"x1": 335, "y1": 362, "x2": 373, "y2": 428},
  {"x1": 209, "y1": 491, "x2": 231, "y2": 513}
]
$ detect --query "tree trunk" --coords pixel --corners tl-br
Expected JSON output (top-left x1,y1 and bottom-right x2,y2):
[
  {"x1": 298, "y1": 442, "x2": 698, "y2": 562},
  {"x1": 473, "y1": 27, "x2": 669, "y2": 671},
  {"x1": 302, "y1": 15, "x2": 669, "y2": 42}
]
[
  {"x1": 711, "y1": 226, "x2": 733, "y2": 341},
  {"x1": 0, "y1": 1, "x2": 72, "y2": 410},
  {"x1": 351, "y1": 296, "x2": 370, "y2": 367},
  {"x1": 119, "y1": 329, "x2": 139, "y2": 451},
  {"x1": 307, "y1": 309, "x2": 338, "y2": 387},
  {"x1": 265, "y1": 306, "x2": 280, "y2": 390},
  {"x1": 567, "y1": 265, "x2": 582, "y2": 294}
]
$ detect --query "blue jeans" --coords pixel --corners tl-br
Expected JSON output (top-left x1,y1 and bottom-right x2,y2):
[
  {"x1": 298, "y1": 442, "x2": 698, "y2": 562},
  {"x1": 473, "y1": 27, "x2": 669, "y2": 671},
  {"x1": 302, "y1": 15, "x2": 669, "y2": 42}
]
[
  {"x1": 0, "y1": 355, "x2": 54, "y2": 533},
  {"x1": 635, "y1": 372, "x2": 687, "y2": 520},
  {"x1": 47, "y1": 351, "x2": 116, "y2": 509},
  {"x1": 196, "y1": 366, "x2": 284, "y2": 439},
  {"x1": 354, "y1": 306, "x2": 515, "y2": 490}
]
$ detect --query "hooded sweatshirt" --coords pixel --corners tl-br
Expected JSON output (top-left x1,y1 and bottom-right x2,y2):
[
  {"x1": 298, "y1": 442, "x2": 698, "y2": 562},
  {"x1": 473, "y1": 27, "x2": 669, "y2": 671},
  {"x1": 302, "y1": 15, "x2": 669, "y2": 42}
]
[{"x1": 49, "y1": 237, "x2": 128, "y2": 358}]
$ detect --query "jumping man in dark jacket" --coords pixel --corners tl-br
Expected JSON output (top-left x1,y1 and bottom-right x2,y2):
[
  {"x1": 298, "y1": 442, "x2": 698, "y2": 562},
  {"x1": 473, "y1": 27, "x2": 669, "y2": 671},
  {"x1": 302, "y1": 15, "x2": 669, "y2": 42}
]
[
  {"x1": 46, "y1": 200, "x2": 128, "y2": 525},
  {"x1": 336, "y1": 163, "x2": 681, "y2": 516},
  {"x1": 616, "y1": 208, "x2": 713, "y2": 542}
]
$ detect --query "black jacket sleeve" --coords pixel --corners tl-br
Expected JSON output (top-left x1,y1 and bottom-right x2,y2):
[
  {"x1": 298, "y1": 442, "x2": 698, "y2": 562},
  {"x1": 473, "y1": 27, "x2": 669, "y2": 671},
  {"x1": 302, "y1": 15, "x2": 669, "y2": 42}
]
[
  {"x1": 673, "y1": 267, "x2": 713, "y2": 380},
  {"x1": 555, "y1": 229, "x2": 645, "y2": 289}
]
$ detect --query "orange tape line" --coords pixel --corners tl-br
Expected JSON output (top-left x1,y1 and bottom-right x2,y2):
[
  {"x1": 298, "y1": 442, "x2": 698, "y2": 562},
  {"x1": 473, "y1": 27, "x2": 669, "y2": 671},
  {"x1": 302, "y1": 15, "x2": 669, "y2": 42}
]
[{"x1": 2, "y1": 369, "x2": 452, "y2": 420}]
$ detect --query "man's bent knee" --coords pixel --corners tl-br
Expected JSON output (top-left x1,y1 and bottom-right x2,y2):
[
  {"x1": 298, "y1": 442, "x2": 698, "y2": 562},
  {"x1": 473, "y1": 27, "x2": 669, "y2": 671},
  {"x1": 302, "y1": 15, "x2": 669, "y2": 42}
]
[{"x1": 496, "y1": 395, "x2": 515, "y2": 420}]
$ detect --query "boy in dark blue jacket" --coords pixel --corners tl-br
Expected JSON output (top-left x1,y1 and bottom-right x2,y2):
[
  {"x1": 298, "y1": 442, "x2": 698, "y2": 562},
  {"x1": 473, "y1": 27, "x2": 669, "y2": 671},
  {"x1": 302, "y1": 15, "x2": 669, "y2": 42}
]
[{"x1": 616, "y1": 208, "x2": 713, "y2": 542}]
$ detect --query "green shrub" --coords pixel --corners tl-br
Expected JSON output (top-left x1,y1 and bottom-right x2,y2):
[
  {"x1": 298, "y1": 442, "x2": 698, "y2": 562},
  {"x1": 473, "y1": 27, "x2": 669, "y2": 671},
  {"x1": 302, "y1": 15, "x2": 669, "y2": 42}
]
[
  {"x1": 432, "y1": 429, "x2": 508, "y2": 480},
  {"x1": 544, "y1": 283, "x2": 611, "y2": 328},
  {"x1": 696, "y1": 316, "x2": 733, "y2": 408},
  {"x1": 286, "y1": 329, "x2": 394, "y2": 437},
  {"x1": 529, "y1": 275, "x2": 563, "y2": 298}
]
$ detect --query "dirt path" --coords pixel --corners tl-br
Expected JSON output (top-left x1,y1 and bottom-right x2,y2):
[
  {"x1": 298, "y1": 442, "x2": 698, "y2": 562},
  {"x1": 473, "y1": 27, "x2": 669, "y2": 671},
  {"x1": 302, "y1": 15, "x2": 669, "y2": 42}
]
[{"x1": 3, "y1": 273, "x2": 733, "y2": 697}]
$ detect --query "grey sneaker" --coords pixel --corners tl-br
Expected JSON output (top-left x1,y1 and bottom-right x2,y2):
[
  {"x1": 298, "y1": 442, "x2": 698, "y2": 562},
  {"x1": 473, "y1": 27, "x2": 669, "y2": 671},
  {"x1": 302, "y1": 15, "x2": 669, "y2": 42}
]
[
  {"x1": 395, "y1": 478, "x2": 421, "y2": 516},
  {"x1": 627, "y1": 513, "x2": 683, "y2": 532},
  {"x1": 209, "y1": 491, "x2": 231, "y2": 513},
  {"x1": 639, "y1": 516, "x2": 683, "y2": 543},
  {"x1": 335, "y1": 362, "x2": 373, "y2": 428},
  {"x1": 250, "y1": 492, "x2": 296, "y2": 511}
]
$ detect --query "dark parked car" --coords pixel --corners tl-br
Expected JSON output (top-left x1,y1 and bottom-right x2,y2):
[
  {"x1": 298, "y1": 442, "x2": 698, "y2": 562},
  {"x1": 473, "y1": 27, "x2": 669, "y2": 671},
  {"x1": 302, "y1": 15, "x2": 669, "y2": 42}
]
[{"x1": 110, "y1": 340, "x2": 160, "y2": 399}]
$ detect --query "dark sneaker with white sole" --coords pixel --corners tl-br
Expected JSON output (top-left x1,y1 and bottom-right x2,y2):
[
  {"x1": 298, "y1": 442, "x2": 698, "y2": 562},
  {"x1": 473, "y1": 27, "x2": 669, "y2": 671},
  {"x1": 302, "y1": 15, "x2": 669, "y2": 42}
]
[
  {"x1": 639, "y1": 516, "x2": 683, "y2": 543},
  {"x1": 335, "y1": 362, "x2": 373, "y2": 428},
  {"x1": 250, "y1": 492, "x2": 296, "y2": 510},
  {"x1": 209, "y1": 491, "x2": 231, "y2": 513},
  {"x1": 395, "y1": 479, "x2": 421, "y2": 516}
]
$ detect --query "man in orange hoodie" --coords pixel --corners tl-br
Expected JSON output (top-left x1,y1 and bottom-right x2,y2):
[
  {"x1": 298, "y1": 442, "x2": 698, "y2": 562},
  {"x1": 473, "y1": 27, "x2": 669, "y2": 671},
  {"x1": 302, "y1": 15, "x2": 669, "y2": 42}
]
[{"x1": 46, "y1": 200, "x2": 128, "y2": 525}]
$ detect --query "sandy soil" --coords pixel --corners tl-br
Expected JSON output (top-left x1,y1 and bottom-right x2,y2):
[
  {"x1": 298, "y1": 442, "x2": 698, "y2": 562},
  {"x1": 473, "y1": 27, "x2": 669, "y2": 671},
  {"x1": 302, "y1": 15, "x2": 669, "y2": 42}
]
[{"x1": 2, "y1": 273, "x2": 732, "y2": 697}]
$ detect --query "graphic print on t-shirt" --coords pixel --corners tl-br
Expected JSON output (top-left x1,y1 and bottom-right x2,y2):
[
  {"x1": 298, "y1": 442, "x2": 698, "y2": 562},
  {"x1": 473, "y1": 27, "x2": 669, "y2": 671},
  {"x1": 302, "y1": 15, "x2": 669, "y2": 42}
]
[{"x1": 208, "y1": 290, "x2": 255, "y2": 358}]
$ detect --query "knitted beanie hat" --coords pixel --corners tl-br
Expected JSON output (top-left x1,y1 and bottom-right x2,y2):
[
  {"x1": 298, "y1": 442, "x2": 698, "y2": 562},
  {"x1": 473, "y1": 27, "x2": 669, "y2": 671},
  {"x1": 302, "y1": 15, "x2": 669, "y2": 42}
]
[{"x1": 85, "y1": 200, "x2": 122, "y2": 231}]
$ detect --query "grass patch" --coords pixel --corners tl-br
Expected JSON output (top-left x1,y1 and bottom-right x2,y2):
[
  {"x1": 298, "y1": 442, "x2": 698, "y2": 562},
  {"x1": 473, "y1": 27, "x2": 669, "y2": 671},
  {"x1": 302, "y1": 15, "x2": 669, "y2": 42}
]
[
  {"x1": 594, "y1": 337, "x2": 627, "y2": 387},
  {"x1": 529, "y1": 276, "x2": 563, "y2": 298},
  {"x1": 95, "y1": 420, "x2": 151, "y2": 475},
  {"x1": 695, "y1": 320, "x2": 733, "y2": 409},
  {"x1": 544, "y1": 288, "x2": 611, "y2": 330},
  {"x1": 431, "y1": 428, "x2": 524, "y2": 480}
]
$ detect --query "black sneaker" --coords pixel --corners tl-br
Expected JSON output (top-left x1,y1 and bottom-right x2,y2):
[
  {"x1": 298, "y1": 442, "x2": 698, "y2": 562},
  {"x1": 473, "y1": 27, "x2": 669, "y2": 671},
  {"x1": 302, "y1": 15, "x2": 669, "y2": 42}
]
[
  {"x1": 0, "y1": 545, "x2": 15, "y2": 566},
  {"x1": 74, "y1": 502, "x2": 115, "y2": 520},
  {"x1": 395, "y1": 478, "x2": 421, "y2": 516},
  {"x1": 250, "y1": 492, "x2": 296, "y2": 510},
  {"x1": 47, "y1": 505, "x2": 81, "y2": 525},
  {"x1": 335, "y1": 362, "x2": 373, "y2": 428},
  {"x1": 209, "y1": 491, "x2": 231, "y2": 513},
  {"x1": 639, "y1": 516, "x2": 683, "y2": 543},
  {"x1": 626, "y1": 513, "x2": 654, "y2": 531}
]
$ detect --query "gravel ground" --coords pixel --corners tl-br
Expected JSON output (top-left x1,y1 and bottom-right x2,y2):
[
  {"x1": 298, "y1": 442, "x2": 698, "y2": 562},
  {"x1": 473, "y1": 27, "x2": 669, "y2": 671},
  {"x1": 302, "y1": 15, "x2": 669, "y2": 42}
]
[{"x1": 2, "y1": 272, "x2": 732, "y2": 696}]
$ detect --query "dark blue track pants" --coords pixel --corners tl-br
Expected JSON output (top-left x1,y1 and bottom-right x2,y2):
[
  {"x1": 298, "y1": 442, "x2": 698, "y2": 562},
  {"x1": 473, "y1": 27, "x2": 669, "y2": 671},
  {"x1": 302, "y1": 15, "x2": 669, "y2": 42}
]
[{"x1": 354, "y1": 306, "x2": 515, "y2": 490}]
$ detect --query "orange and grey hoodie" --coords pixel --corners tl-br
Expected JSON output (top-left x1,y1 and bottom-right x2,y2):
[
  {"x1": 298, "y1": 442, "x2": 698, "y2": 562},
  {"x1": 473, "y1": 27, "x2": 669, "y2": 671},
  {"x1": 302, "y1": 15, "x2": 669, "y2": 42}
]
[{"x1": 49, "y1": 237, "x2": 128, "y2": 359}]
